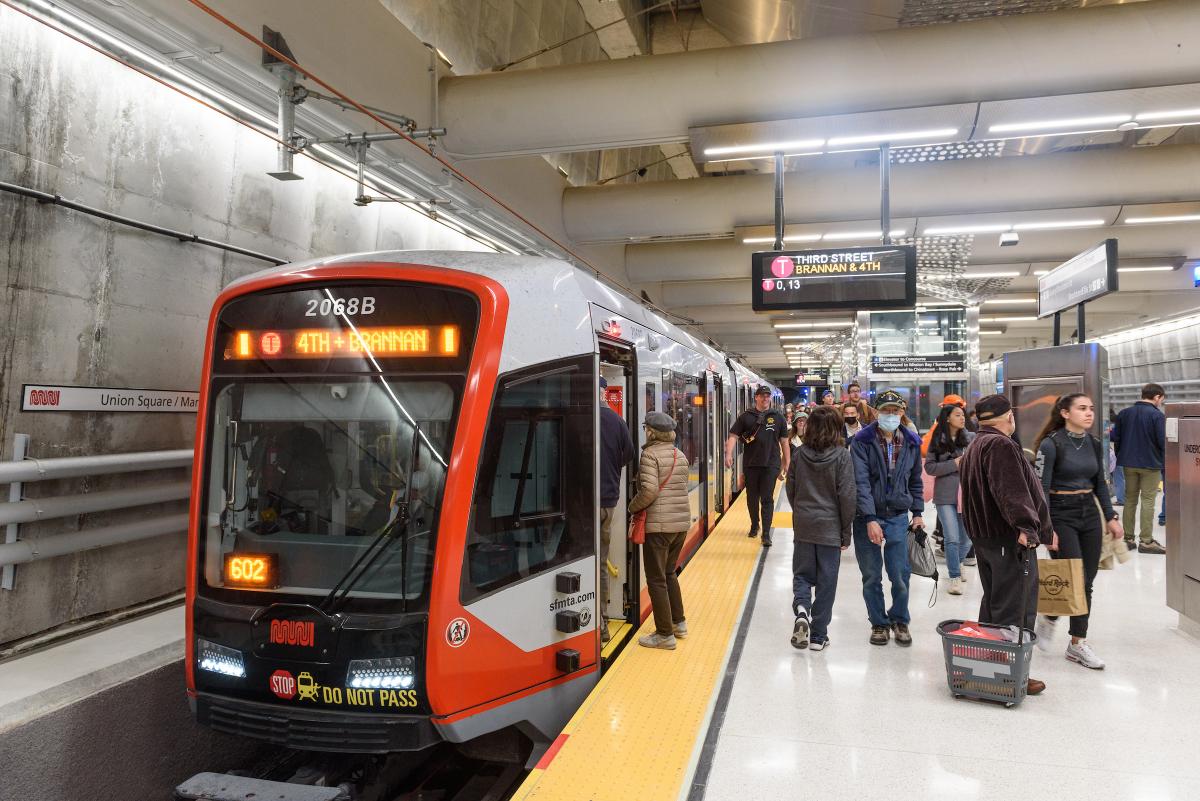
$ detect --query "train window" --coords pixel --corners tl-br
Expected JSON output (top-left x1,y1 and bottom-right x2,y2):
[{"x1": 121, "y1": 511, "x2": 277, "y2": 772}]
[
  {"x1": 463, "y1": 356, "x2": 595, "y2": 603},
  {"x1": 662, "y1": 370, "x2": 703, "y2": 491},
  {"x1": 199, "y1": 376, "x2": 461, "y2": 610}
]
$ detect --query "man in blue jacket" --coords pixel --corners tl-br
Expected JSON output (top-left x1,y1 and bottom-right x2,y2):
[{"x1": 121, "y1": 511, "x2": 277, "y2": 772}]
[
  {"x1": 599, "y1": 378, "x2": 635, "y2": 641},
  {"x1": 1112, "y1": 383, "x2": 1167, "y2": 554},
  {"x1": 850, "y1": 390, "x2": 925, "y2": 646}
]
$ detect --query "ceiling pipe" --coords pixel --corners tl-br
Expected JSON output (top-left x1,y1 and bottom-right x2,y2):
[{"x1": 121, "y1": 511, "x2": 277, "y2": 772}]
[
  {"x1": 438, "y1": 0, "x2": 1199, "y2": 157},
  {"x1": 564, "y1": 145, "x2": 1200, "y2": 242}
]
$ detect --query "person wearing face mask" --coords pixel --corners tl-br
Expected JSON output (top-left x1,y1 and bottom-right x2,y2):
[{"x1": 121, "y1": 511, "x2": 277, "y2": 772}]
[
  {"x1": 849, "y1": 390, "x2": 926, "y2": 647},
  {"x1": 842, "y1": 402, "x2": 863, "y2": 442}
]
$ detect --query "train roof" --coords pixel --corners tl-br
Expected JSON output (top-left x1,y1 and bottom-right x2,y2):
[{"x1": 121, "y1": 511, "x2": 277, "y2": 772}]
[{"x1": 225, "y1": 250, "x2": 774, "y2": 387}]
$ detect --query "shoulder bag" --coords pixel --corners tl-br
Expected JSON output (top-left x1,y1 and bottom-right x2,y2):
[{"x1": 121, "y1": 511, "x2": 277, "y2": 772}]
[{"x1": 629, "y1": 450, "x2": 678, "y2": 545}]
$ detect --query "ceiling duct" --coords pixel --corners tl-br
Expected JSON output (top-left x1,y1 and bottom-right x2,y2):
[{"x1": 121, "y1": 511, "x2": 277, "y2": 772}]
[{"x1": 438, "y1": 0, "x2": 1199, "y2": 157}]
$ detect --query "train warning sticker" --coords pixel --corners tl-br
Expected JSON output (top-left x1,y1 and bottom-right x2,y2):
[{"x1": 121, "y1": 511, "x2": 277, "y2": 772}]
[
  {"x1": 446, "y1": 617, "x2": 470, "y2": 648},
  {"x1": 269, "y1": 669, "x2": 296, "y2": 700}
]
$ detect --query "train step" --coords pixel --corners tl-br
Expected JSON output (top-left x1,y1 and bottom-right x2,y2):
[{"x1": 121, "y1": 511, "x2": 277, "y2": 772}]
[{"x1": 174, "y1": 772, "x2": 348, "y2": 801}]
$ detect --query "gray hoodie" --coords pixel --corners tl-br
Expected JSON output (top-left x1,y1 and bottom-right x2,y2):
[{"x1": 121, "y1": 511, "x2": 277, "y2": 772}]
[{"x1": 785, "y1": 444, "x2": 857, "y2": 548}]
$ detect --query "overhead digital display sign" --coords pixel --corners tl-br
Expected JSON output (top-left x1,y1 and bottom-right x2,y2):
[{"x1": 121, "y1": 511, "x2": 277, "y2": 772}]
[
  {"x1": 871, "y1": 354, "x2": 965, "y2": 375},
  {"x1": 1038, "y1": 239, "x2": 1118, "y2": 319},
  {"x1": 752, "y1": 246, "x2": 917, "y2": 311}
]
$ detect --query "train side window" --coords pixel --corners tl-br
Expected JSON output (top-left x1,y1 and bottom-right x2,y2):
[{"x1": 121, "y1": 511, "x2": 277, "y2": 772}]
[{"x1": 462, "y1": 356, "x2": 595, "y2": 603}]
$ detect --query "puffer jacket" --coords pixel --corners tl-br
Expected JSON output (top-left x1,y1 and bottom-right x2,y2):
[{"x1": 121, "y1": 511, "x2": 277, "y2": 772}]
[{"x1": 627, "y1": 431, "x2": 692, "y2": 534}]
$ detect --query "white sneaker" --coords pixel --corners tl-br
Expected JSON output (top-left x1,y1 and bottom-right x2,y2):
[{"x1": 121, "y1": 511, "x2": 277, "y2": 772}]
[
  {"x1": 673, "y1": 620, "x2": 688, "y2": 639},
  {"x1": 1035, "y1": 616, "x2": 1057, "y2": 652},
  {"x1": 791, "y1": 611, "x2": 810, "y2": 650},
  {"x1": 947, "y1": 577, "x2": 964, "y2": 595},
  {"x1": 962, "y1": 556, "x2": 977, "y2": 567},
  {"x1": 1066, "y1": 640, "x2": 1105, "y2": 670},
  {"x1": 638, "y1": 632, "x2": 677, "y2": 650},
  {"x1": 809, "y1": 638, "x2": 829, "y2": 652}
]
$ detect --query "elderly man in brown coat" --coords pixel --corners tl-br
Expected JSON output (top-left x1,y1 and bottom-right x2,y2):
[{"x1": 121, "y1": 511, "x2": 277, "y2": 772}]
[{"x1": 629, "y1": 411, "x2": 692, "y2": 650}]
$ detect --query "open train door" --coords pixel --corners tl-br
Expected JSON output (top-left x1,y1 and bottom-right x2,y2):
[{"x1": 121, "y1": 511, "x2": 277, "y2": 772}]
[{"x1": 598, "y1": 339, "x2": 638, "y2": 661}]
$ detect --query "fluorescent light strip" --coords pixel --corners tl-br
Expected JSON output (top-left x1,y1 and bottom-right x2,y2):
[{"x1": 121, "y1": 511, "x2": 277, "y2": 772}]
[
  {"x1": 742, "y1": 234, "x2": 823, "y2": 244},
  {"x1": 982, "y1": 298, "x2": 1037, "y2": 304},
  {"x1": 704, "y1": 138, "x2": 825, "y2": 156},
  {"x1": 979, "y1": 330, "x2": 1004, "y2": 336},
  {"x1": 1012, "y1": 219, "x2": 1106, "y2": 232},
  {"x1": 927, "y1": 271, "x2": 1020, "y2": 280},
  {"x1": 1124, "y1": 214, "x2": 1200, "y2": 224},
  {"x1": 1136, "y1": 108, "x2": 1200, "y2": 122},
  {"x1": 780, "y1": 334, "x2": 838, "y2": 340},
  {"x1": 988, "y1": 114, "x2": 1130, "y2": 134},
  {"x1": 822, "y1": 230, "x2": 883, "y2": 241},
  {"x1": 1117, "y1": 266, "x2": 1174, "y2": 273},
  {"x1": 924, "y1": 223, "x2": 1012, "y2": 235},
  {"x1": 708, "y1": 151, "x2": 823, "y2": 165},
  {"x1": 774, "y1": 322, "x2": 853, "y2": 329},
  {"x1": 826, "y1": 128, "x2": 958, "y2": 147}
]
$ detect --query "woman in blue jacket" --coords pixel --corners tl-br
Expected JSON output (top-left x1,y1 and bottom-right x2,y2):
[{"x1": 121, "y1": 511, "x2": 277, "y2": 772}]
[{"x1": 849, "y1": 390, "x2": 926, "y2": 647}]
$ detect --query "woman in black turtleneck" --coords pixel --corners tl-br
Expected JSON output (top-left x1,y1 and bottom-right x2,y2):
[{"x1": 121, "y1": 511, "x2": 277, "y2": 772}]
[{"x1": 1033, "y1": 394, "x2": 1124, "y2": 672}]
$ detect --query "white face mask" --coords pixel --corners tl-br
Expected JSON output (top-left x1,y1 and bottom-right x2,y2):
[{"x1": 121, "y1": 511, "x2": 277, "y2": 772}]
[{"x1": 878, "y1": 413, "x2": 902, "y2": 433}]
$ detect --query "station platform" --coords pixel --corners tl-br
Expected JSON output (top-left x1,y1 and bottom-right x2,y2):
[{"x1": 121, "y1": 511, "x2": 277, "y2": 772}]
[{"x1": 516, "y1": 487, "x2": 1200, "y2": 801}]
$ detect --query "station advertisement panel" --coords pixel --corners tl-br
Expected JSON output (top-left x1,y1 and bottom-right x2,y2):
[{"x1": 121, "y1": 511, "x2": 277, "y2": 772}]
[
  {"x1": 752, "y1": 246, "x2": 917, "y2": 312},
  {"x1": 1037, "y1": 239, "x2": 1118, "y2": 318}
]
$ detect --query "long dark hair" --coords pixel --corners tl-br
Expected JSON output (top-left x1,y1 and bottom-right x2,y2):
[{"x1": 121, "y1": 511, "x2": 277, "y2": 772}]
[
  {"x1": 1033, "y1": 393, "x2": 1089, "y2": 451},
  {"x1": 928, "y1": 405, "x2": 969, "y2": 456},
  {"x1": 803, "y1": 406, "x2": 845, "y2": 450}
]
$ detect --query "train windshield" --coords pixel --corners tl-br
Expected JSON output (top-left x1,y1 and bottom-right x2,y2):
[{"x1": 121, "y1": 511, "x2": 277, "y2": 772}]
[
  {"x1": 199, "y1": 282, "x2": 478, "y2": 611},
  {"x1": 202, "y1": 377, "x2": 458, "y2": 606}
]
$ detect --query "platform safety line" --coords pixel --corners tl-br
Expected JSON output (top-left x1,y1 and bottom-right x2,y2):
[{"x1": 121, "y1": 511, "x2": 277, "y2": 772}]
[{"x1": 510, "y1": 489, "x2": 765, "y2": 801}]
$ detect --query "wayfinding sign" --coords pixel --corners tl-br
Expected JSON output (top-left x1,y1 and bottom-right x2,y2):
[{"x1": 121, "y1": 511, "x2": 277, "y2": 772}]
[
  {"x1": 752, "y1": 245, "x2": 917, "y2": 312},
  {"x1": 22, "y1": 384, "x2": 199, "y2": 413},
  {"x1": 870, "y1": 355, "x2": 965, "y2": 374},
  {"x1": 1038, "y1": 239, "x2": 1118, "y2": 319}
]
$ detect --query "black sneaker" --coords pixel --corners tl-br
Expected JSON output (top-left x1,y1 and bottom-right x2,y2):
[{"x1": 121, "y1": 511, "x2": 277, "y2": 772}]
[
  {"x1": 869, "y1": 625, "x2": 890, "y2": 646},
  {"x1": 892, "y1": 623, "x2": 912, "y2": 647},
  {"x1": 1139, "y1": 540, "x2": 1166, "y2": 554},
  {"x1": 791, "y1": 612, "x2": 810, "y2": 649},
  {"x1": 748, "y1": 527, "x2": 759, "y2": 539},
  {"x1": 762, "y1": 534, "x2": 772, "y2": 547}
]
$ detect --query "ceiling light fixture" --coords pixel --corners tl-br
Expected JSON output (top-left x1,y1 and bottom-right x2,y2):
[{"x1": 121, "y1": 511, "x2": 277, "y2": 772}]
[
  {"x1": 704, "y1": 138, "x2": 825, "y2": 157},
  {"x1": 1011, "y1": 219, "x2": 1106, "y2": 231},
  {"x1": 774, "y1": 322, "x2": 853, "y2": 329},
  {"x1": 741, "y1": 233, "x2": 824, "y2": 244},
  {"x1": 927, "y1": 271, "x2": 1020, "y2": 280},
  {"x1": 1033, "y1": 270, "x2": 1050, "y2": 276},
  {"x1": 1123, "y1": 213, "x2": 1200, "y2": 224},
  {"x1": 826, "y1": 128, "x2": 958, "y2": 147},
  {"x1": 780, "y1": 334, "x2": 838, "y2": 340},
  {"x1": 923, "y1": 223, "x2": 1012, "y2": 236},
  {"x1": 979, "y1": 330, "x2": 1004, "y2": 336},
  {"x1": 1117, "y1": 266, "x2": 1174, "y2": 273},
  {"x1": 823, "y1": 230, "x2": 882, "y2": 241},
  {"x1": 988, "y1": 115, "x2": 1130, "y2": 134},
  {"x1": 707, "y1": 151, "x2": 824, "y2": 165},
  {"x1": 1135, "y1": 108, "x2": 1200, "y2": 122},
  {"x1": 982, "y1": 298, "x2": 1038, "y2": 305}
]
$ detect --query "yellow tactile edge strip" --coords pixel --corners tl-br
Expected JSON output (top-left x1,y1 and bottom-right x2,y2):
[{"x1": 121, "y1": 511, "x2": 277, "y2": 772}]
[{"x1": 512, "y1": 488, "x2": 767, "y2": 801}]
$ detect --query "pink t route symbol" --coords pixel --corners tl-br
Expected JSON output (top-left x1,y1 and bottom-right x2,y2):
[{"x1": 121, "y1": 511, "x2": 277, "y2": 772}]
[
  {"x1": 762, "y1": 279, "x2": 775, "y2": 292},
  {"x1": 770, "y1": 256, "x2": 795, "y2": 278}
]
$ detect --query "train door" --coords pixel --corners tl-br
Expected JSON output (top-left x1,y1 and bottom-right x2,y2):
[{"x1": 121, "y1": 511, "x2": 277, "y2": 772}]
[
  {"x1": 599, "y1": 340, "x2": 638, "y2": 659},
  {"x1": 712, "y1": 374, "x2": 726, "y2": 514}
]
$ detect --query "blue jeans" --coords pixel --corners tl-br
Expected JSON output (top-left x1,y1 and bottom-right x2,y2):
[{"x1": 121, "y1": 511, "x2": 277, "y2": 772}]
[
  {"x1": 1113, "y1": 466, "x2": 1125, "y2": 504},
  {"x1": 936, "y1": 503, "x2": 970, "y2": 579},
  {"x1": 792, "y1": 542, "x2": 841, "y2": 642},
  {"x1": 852, "y1": 514, "x2": 911, "y2": 627}
]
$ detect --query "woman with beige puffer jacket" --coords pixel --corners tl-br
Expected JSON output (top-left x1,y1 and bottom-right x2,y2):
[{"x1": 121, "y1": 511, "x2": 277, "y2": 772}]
[{"x1": 629, "y1": 411, "x2": 692, "y2": 650}]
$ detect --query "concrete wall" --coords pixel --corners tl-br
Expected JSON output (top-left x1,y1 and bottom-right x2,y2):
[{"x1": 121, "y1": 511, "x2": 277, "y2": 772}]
[{"x1": 0, "y1": 5, "x2": 487, "y2": 645}]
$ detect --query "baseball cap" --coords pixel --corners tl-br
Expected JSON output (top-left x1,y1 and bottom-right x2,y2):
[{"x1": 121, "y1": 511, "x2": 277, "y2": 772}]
[
  {"x1": 942, "y1": 394, "x2": 966, "y2": 408},
  {"x1": 754, "y1": 386, "x2": 772, "y2": 397},
  {"x1": 976, "y1": 394, "x2": 1012, "y2": 421},
  {"x1": 874, "y1": 389, "x2": 906, "y2": 410}
]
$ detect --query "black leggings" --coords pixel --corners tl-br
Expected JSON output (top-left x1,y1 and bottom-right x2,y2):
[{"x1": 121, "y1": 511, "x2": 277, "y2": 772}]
[{"x1": 1048, "y1": 494, "x2": 1103, "y2": 639}]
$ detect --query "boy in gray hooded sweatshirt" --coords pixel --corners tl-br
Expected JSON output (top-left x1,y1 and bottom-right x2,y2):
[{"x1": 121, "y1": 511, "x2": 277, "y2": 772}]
[{"x1": 785, "y1": 406, "x2": 858, "y2": 651}]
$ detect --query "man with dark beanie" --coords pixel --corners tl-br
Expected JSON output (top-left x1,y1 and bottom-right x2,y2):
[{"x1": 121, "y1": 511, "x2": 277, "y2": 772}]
[{"x1": 959, "y1": 394, "x2": 1053, "y2": 696}]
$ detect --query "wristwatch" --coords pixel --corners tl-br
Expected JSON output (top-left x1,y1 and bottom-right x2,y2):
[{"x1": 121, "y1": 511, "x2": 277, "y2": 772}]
[{"x1": 1107, "y1": 511, "x2": 1120, "y2": 522}]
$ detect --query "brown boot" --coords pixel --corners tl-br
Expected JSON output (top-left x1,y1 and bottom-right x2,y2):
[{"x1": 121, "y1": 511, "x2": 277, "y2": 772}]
[{"x1": 1026, "y1": 678, "x2": 1046, "y2": 696}]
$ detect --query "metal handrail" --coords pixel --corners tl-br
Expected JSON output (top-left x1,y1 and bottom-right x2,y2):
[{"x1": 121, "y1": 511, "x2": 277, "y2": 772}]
[{"x1": 1, "y1": 441, "x2": 194, "y2": 582}]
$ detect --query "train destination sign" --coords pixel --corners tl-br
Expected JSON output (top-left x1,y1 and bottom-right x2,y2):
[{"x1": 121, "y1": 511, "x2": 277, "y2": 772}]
[
  {"x1": 752, "y1": 245, "x2": 917, "y2": 312},
  {"x1": 22, "y1": 384, "x2": 199, "y2": 412},
  {"x1": 870, "y1": 355, "x2": 966, "y2": 374},
  {"x1": 224, "y1": 326, "x2": 461, "y2": 360},
  {"x1": 1038, "y1": 239, "x2": 1118, "y2": 319}
]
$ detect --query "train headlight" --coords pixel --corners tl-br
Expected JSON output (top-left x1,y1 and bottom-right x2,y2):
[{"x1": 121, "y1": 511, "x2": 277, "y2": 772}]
[
  {"x1": 196, "y1": 638, "x2": 246, "y2": 678},
  {"x1": 346, "y1": 657, "x2": 416, "y2": 690}
]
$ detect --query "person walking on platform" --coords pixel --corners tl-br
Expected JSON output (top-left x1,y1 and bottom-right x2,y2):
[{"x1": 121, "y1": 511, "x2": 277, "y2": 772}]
[
  {"x1": 726, "y1": 386, "x2": 789, "y2": 547},
  {"x1": 924, "y1": 404, "x2": 975, "y2": 595},
  {"x1": 959, "y1": 394, "x2": 1050, "y2": 696},
  {"x1": 629, "y1": 412, "x2": 690, "y2": 650},
  {"x1": 598, "y1": 378, "x2": 635, "y2": 644},
  {"x1": 1032, "y1": 394, "x2": 1124, "y2": 670},
  {"x1": 1112, "y1": 383, "x2": 1167, "y2": 554},
  {"x1": 849, "y1": 390, "x2": 925, "y2": 647},
  {"x1": 821, "y1": 389, "x2": 836, "y2": 406},
  {"x1": 847, "y1": 381, "x2": 876, "y2": 424},
  {"x1": 788, "y1": 411, "x2": 808, "y2": 459},
  {"x1": 842, "y1": 402, "x2": 863, "y2": 441},
  {"x1": 787, "y1": 407, "x2": 856, "y2": 652}
]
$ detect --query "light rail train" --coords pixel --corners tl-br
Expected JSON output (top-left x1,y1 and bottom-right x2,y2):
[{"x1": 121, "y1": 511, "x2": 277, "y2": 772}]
[{"x1": 184, "y1": 251, "x2": 778, "y2": 762}]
